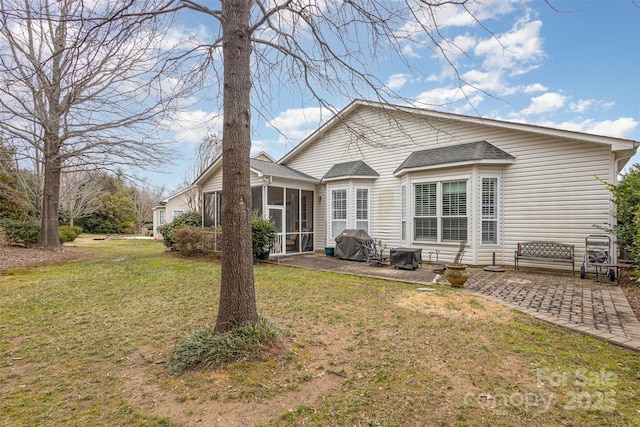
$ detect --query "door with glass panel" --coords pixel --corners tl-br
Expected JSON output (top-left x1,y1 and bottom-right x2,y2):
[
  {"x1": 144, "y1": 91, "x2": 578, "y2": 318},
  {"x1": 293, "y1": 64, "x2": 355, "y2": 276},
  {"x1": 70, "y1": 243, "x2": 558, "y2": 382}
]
[{"x1": 268, "y1": 207, "x2": 284, "y2": 254}]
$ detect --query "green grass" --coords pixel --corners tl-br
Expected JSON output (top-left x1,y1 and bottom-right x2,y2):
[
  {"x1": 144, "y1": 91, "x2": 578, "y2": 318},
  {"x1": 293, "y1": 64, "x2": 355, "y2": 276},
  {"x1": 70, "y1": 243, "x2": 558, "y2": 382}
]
[{"x1": 1, "y1": 236, "x2": 639, "y2": 426}]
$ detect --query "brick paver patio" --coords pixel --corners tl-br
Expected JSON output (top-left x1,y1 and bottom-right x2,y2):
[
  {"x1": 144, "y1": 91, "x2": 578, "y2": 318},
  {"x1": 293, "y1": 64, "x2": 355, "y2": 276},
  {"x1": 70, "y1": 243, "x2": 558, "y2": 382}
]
[{"x1": 270, "y1": 253, "x2": 640, "y2": 351}]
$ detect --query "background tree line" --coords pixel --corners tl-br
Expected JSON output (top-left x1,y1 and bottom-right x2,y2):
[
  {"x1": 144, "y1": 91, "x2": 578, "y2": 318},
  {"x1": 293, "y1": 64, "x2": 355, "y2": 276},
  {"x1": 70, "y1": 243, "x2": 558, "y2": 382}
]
[{"x1": 1, "y1": 137, "x2": 165, "y2": 238}]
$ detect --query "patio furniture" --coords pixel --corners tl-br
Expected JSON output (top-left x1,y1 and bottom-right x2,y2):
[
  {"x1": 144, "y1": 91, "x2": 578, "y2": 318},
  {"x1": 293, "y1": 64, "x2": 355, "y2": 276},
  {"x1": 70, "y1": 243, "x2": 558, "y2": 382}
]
[
  {"x1": 515, "y1": 241, "x2": 575, "y2": 275},
  {"x1": 363, "y1": 239, "x2": 388, "y2": 267}
]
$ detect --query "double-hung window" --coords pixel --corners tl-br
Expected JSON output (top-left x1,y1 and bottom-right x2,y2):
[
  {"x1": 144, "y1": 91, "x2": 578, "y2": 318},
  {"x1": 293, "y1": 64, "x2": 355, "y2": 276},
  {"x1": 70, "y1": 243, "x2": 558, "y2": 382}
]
[
  {"x1": 414, "y1": 180, "x2": 468, "y2": 242},
  {"x1": 355, "y1": 188, "x2": 369, "y2": 233},
  {"x1": 331, "y1": 189, "x2": 347, "y2": 238},
  {"x1": 414, "y1": 183, "x2": 437, "y2": 240},
  {"x1": 158, "y1": 210, "x2": 165, "y2": 225},
  {"x1": 441, "y1": 181, "x2": 467, "y2": 241},
  {"x1": 481, "y1": 178, "x2": 498, "y2": 244}
]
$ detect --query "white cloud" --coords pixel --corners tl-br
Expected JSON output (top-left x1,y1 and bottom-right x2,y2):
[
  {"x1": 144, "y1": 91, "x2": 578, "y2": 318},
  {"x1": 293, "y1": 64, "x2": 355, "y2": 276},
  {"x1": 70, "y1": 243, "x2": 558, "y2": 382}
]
[
  {"x1": 569, "y1": 99, "x2": 593, "y2": 113},
  {"x1": 267, "y1": 107, "x2": 330, "y2": 142},
  {"x1": 523, "y1": 83, "x2": 547, "y2": 93},
  {"x1": 161, "y1": 109, "x2": 222, "y2": 143},
  {"x1": 417, "y1": 0, "x2": 520, "y2": 31},
  {"x1": 401, "y1": 44, "x2": 421, "y2": 58},
  {"x1": 474, "y1": 17, "x2": 544, "y2": 73},
  {"x1": 386, "y1": 74, "x2": 409, "y2": 91},
  {"x1": 462, "y1": 69, "x2": 506, "y2": 93},
  {"x1": 522, "y1": 92, "x2": 566, "y2": 115},
  {"x1": 250, "y1": 139, "x2": 271, "y2": 156},
  {"x1": 601, "y1": 101, "x2": 615, "y2": 112},
  {"x1": 414, "y1": 85, "x2": 481, "y2": 108},
  {"x1": 539, "y1": 117, "x2": 638, "y2": 139},
  {"x1": 585, "y1": 118, "x2": 638, "y2": 138}
]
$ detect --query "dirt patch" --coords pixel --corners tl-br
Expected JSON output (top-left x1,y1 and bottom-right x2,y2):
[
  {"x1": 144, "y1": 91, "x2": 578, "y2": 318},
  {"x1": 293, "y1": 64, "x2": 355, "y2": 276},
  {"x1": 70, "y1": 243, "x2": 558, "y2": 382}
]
[
  {"x1": 0, "y1": 244, "x2": 86, "y2": 271},
  {"x1": 397, "y1": 289, "x2": 516, "y2": 323},
  {"x1": 119, "y1": 343, "x2": 343, "y2": 427},
  {"x1": 619, "y1": 268, "x2": 640, "y2": 321}
]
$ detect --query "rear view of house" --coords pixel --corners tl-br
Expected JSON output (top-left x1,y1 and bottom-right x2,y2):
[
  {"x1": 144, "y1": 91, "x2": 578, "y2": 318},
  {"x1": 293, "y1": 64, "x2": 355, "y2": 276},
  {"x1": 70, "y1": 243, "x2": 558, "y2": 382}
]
[{"x1": 168, "y1": 100, "x2": 639, "y2": 271}]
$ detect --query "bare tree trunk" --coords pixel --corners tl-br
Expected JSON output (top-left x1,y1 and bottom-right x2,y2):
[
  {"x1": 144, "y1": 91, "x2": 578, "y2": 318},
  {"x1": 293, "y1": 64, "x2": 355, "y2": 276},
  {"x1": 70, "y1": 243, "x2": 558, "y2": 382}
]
[
  {"x1": 38, "y1": 144, "x2": 62, "y2": 249},
  {"x1": 214, "y1": 0, "x2": 258, "y2": 334}
]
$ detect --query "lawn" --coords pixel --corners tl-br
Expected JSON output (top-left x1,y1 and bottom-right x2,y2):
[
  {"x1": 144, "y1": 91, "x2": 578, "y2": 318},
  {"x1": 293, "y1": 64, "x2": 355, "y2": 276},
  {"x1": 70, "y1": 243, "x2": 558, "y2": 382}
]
[{"x1": 1, "y1": 236, "x2": 639, "y2": 426}]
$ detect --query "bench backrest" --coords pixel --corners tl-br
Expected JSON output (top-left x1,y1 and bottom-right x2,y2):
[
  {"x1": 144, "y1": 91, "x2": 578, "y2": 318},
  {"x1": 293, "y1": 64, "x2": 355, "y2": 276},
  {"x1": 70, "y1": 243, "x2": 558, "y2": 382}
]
[{"x1": 518, "y1": 241, "x2": 574, "y2": 259}]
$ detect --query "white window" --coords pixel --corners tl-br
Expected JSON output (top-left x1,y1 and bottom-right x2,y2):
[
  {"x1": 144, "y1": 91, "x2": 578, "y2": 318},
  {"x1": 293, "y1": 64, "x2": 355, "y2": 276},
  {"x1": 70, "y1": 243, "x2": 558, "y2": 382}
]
[
  {"x1": 414, "y1": 180, "x2": 468, "y2": 242},
  {"x1": 481, "y1": 178, "x2": 498, "y2": 244},
  {"x1": 355, "y1": 188, "x2": 369, "y2": 233},
  {"x1": 172, "y1": 210, "x2": 184, "y2": 221},
  {"x1": 331, "y1": 189, "x2": 347, "y2": 238},
  {"x1": 158, "y1": 210, "x2": 165, "y2": 225},
  {"x1": 441, "y1": 181, "x2": 467, "y2": 241},
  {"x1": 401, "y1": 184, "x2": 407, "y2": 241},
  {"x1": 414, "y1": 183, "x2": 437, "y2": 241}
]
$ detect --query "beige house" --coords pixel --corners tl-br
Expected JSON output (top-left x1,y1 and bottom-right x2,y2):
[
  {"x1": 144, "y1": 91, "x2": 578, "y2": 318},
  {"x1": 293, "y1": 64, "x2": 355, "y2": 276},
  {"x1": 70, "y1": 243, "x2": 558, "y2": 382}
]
[
  {"x1": 152, "y1": 186, "x2": 199, "y2": 239},
  {"x1": 175, "y1": 100, "x2": 640, "y2": 269}
]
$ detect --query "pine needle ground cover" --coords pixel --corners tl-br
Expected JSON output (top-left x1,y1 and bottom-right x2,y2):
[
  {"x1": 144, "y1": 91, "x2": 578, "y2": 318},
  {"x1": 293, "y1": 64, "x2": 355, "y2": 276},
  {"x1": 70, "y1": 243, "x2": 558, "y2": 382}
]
[{"x1": 1, "y1": 236, "x2": 639, "y2": 426}]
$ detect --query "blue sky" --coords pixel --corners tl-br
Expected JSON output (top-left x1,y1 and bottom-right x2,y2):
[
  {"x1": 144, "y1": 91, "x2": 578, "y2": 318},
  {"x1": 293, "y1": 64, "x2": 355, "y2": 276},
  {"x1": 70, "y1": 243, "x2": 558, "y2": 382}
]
[{"x1": 156, "y1": 0, "x2": 640, "y2": 192}]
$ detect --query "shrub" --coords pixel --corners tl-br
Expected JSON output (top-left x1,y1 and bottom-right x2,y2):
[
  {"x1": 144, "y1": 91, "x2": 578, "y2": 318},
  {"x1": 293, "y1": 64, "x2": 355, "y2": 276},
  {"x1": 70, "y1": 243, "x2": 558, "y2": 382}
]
[
  {"x1": 602, "y1": 164, "x2": 640, "y2": 268},
  {"x1": 0, "y1": 218, "x2": 40, "y2": 246},
  {"x1": 158, "y1": 211, "x2": 202, "y2": 250},
  {"x1": 0, "y1": 226, "x2": 6, "y2": 246},
  {"x1": 251, "y1": 212, "x2": 277, "y2": 259},
  {"x1": 58, "y1": 225, "x2": 83, "y2": 244},
  {"x1": 168, "y1": 317, "x2": 284, "y2": 374},
  {"x1": 172, "y1": 225, "x2": 222, "y2": 255}
]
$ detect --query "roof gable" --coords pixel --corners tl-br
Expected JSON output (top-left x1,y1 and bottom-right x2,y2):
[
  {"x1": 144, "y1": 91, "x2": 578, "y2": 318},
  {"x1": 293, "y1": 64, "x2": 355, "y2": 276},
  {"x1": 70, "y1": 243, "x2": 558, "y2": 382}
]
[
  {"x1": 194, "y1": 153, "x2": 318, "y2": 186},
  {"x1": 323, "y1": 160, "x2": 379, "y2": 181},
  {"x1": 395, "y1": 141, "x2": 514, "y2": 175},
  {"x1": 250, "y1": 158, "x2": 318, "y2": 182},
  {"x1": 280, "y1": 99, "x2": 637, "y2": 164}
]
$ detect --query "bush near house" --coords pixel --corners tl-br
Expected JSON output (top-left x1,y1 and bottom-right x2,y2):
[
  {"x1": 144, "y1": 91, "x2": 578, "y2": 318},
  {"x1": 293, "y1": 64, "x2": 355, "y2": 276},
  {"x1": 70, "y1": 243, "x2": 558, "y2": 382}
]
[
  {"x1": 172, "y1": 225, "x2": 221, "y2": 255},
  {"x1": 158, "y1": 211, "x2": 202, "y2": 250},
  {"x1": 251, "y1": 212, "x2": 276, "y2": 260},
  {"x1": 604, "y1": 163, "x2": 640, "y2": 271}
]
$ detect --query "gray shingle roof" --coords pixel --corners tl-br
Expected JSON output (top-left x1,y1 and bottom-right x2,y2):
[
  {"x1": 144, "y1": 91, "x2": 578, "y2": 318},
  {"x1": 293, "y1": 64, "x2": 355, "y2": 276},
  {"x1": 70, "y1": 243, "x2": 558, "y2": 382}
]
[
  {"x1": 323, "y1": 160, "x2": 379, "y2": 180},
  {"x1": 251, "y1": 158, "x2": 318, "y2": 182},
  {"x1": 395, "y1": 141, "x2": 514, "y2": 173}
]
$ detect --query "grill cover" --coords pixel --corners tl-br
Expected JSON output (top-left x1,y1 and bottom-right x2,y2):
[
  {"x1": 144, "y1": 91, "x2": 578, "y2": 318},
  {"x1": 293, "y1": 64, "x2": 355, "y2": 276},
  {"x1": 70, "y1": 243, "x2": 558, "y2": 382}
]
[
  {"x1": 335, "y1": 229, "x2": 373, "y2": 261},
  {"x1": 390, "y1": 248, "x2": 423, "y2": 270}
]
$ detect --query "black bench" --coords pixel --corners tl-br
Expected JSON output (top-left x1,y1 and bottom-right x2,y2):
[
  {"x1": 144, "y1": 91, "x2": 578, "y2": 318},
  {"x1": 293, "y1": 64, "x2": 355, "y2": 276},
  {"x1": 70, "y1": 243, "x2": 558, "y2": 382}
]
[{"x1": 514, "y1": 241, "x2": 575, "y2": 275}]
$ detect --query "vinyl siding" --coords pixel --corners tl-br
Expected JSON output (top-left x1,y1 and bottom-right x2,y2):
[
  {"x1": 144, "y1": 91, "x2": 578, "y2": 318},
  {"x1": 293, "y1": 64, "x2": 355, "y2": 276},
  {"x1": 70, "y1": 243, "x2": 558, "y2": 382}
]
[
  {"x1": 200, "y1": 169, "x2": 265, "y2": 193},
  {"x1": 283, "y1": 105, "x2": 618, "y2": 269}
]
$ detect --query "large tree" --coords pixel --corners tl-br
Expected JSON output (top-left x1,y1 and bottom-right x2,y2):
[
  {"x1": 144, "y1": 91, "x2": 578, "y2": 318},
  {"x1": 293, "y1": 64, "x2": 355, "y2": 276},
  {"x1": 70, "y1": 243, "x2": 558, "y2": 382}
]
[
  {"x1": 0, "y1": 0, "x2": 189, "y2": 249},
  {"x1": 176, "y1": 0, "x2": 515, "y2": 334}
]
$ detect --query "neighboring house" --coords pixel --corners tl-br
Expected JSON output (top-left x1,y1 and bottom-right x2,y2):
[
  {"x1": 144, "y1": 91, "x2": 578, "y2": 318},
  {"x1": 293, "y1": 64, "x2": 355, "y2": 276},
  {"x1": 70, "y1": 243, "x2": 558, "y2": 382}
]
[
  {"x1": 152, "y1": 186, "x2": 200, "y2": 239},
  {"x1": 192, "y1": 100, "x2": 639, "y2": 270}
]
